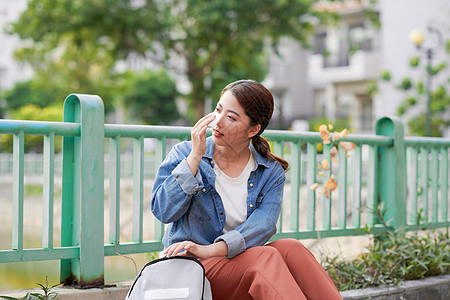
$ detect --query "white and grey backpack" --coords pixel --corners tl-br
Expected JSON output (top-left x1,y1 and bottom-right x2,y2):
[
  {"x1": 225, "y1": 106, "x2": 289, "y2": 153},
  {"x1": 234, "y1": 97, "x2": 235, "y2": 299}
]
[{"x1": 126, "y1": 256, "x2": 213, "y2": 300}]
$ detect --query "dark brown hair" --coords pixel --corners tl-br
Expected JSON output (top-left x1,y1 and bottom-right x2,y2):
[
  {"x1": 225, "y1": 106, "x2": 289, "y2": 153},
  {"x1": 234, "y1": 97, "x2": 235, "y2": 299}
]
[{"x1": 221, "y1": 80, "x2": 289, "y2": 170}]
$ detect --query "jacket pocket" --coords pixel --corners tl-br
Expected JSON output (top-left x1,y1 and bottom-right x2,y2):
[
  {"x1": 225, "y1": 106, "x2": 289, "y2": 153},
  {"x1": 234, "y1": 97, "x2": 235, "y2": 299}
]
[{"x1": 187, "y1": 188, "x2": 213, "y2": 222}]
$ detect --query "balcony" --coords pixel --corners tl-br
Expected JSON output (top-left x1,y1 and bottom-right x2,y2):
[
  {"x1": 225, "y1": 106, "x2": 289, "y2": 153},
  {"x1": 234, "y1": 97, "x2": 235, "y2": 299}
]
[{"x1": 308, "y1": 50, "x2": 381, "y2": 86}]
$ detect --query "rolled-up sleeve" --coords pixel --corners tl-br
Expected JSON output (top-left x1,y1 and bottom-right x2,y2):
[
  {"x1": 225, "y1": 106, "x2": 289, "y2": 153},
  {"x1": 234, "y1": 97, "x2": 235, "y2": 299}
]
[
  {"x1": 151, "y1": 144, "x2": 204, "y2": 224},
  {"x1": 214, "y1": 230, "x2": 246, "y2": 259},
  {"x1": 172, "y1": 159, "x2": 204, "y2": 195}
]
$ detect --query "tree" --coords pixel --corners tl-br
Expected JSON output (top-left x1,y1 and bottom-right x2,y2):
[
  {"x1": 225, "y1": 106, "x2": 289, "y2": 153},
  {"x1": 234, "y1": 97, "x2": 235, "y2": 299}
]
[
  {"x1": 381, "y1": 40, "x2": 450, "y2": 137},
  {"x1": 10, "y1": 0, "x2": 331, "y2": 121},
  {"x1": 7, "y1": 34, "x2": 121, "y2": 112},
  {"x1": 3, "y1": 80, "x2": 60, "y2": 111},
  {"x1": 123, "y1": 69, "x2": 180, "y2": 125}
]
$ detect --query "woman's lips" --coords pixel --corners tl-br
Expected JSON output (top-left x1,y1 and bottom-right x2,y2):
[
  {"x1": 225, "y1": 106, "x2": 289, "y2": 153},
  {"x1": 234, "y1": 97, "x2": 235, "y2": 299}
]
[{"x1": 213, "y1": 129, "x2": 223, "y2": 137}]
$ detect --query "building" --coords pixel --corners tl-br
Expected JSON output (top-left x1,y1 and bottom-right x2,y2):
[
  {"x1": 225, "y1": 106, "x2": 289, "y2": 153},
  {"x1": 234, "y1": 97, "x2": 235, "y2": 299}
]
[{"x1": 266, "y1": 0, "x2": 449, "y2": 135}]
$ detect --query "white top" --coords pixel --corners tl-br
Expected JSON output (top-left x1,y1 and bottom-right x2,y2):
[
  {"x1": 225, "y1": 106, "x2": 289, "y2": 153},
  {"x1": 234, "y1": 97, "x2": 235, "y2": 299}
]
[{"x1": 213, "y1": 151, "x2": 256, "y2": 233}]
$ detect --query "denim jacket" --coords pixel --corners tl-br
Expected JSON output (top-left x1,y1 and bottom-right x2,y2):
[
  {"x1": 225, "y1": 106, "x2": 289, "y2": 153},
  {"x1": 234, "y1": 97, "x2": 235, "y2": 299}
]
[{"x1": 151, "y1": 137, "x2": 286, "y2": 258}]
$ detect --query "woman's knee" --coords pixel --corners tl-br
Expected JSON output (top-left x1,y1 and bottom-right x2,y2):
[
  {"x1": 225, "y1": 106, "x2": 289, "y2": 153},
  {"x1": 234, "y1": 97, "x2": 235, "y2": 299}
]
[
  {"x1": 247, "y1": 245, "x2": 283, "y2": 260},
  {"x1": 242, "y1": 246, "x2": 285, "y2": 271},
  {"x1": 268, "y1": 238, "x2": 306, "y2": 250},
  {"x1": 267, "y1": 238, "x2": 315, "y2": 258}
]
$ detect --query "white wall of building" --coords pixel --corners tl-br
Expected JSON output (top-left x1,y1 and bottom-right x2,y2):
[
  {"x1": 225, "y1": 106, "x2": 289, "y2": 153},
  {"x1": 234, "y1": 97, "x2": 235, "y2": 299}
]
[
  {"x1": 264, "y1": 38, "x2": 312, "y2": 129},
  {"x1": 376, "y1": 0, "x2": 450, "y2": 133}
]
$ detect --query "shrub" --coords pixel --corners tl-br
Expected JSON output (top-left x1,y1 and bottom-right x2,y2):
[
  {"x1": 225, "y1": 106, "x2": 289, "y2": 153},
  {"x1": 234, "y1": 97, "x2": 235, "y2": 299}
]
[{"x1": 323, "y1": 208, "x2": 450, "y2": 291}]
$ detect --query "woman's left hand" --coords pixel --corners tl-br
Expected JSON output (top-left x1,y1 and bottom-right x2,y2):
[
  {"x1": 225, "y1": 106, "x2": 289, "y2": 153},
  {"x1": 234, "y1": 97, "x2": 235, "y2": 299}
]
[{"x1": 163, "y1": 241, "x2": 228, "y2": 260}]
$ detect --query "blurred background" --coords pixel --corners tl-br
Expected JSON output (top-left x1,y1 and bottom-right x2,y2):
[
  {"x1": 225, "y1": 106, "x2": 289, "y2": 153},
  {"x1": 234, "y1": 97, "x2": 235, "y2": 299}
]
[{"x1": 0, "y1": 0, "x2": 449, "y2": 291}]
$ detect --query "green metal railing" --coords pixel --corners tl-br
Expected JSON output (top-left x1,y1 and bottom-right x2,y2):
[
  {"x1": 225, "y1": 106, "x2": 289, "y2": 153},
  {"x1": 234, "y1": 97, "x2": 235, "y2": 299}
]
[{"x1": 0, "y1": 94, "x2": 449, "y2": 287}]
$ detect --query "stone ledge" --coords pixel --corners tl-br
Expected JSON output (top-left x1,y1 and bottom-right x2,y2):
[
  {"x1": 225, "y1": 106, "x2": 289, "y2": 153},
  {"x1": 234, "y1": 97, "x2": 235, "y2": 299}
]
[
  {"x1": 2, "y1": 275, "x2": 449, "y2": 299},
  {"x1": 341, "y1": 274, "x2": 450, "y2": 300}
]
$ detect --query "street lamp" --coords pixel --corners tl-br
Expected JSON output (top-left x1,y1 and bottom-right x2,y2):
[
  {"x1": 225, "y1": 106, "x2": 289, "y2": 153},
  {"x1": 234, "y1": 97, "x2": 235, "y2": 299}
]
[{"x1": 409, "y1": 24, "x2": 443, "y2": 136}]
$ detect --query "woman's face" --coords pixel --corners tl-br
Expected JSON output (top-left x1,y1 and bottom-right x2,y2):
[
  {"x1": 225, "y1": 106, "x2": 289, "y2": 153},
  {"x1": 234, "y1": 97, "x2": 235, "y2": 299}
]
[{"x1": 212, "y1": 90, "x2": 260, "y2": 148}]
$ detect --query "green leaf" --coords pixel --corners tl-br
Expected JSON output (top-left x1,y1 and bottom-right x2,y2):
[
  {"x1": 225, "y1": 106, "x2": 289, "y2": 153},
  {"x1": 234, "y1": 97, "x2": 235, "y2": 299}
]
[
  {"x1": 409, "y1": 56, "x2": 420, "y2": 67},
  {"x1": 380, "y1": 70, "x2": 391, "y2": 81},
  {"x1": 406, "y1": 97, "x2": 417, "y2": 106},
  {"x1": 397, "y1": 77, "x2": 413, "y2": 90},
  {"x1": 417, "y1": 81, "x2": 426, "y2": 94}
]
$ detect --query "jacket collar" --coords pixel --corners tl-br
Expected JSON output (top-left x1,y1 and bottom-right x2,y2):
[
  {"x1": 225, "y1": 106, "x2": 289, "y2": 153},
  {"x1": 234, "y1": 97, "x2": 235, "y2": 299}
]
[{"x1": 204, "y1": 137, "x2": 270, "y2": 169}]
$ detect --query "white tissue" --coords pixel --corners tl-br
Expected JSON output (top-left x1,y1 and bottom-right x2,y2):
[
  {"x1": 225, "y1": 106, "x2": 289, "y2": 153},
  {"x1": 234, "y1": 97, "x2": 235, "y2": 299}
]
[{"x1": 208, "y1": 111, "x2": 219, "y2": 127}]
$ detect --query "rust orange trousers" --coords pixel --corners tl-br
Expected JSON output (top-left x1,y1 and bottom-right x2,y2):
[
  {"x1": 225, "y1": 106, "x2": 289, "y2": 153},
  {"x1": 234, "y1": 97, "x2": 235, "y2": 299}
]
[{"x1": 201, "y1": 238, "x2": 342, "y2": 300}]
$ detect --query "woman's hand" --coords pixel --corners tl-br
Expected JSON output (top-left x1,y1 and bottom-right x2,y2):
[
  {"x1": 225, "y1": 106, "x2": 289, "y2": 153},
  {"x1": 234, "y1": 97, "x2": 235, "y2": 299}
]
[
  {"x1": 186, "y1": 113, "x2": 216, "y2": 175},
  {"x1": 163, "y1": 240, "x2": 228, "y2": 260}
]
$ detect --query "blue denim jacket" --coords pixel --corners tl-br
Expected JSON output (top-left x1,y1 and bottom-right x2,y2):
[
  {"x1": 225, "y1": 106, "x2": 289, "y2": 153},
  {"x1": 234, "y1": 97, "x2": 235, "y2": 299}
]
[{"x1": 151, "y1": 137, "x2": 286, "y2": 258}]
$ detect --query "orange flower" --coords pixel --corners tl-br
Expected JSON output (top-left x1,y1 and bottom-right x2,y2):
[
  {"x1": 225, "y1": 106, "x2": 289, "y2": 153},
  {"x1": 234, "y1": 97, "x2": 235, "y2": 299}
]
[
  {"x1": 321, "y1": 159, "x2": 330, "y2": 171},
  {"x1": 324, "y1": 175, "x2": 338, "y2": 191},
  {"x1": 339, "y1": 141, "x2": 356, "y2": 152},
  {"x1": 319, "y1": 124, "x2": 331, "y2": 144},
  {"x1": 332, "y1": 131, "x2": 340, "y2": 142},
  {"x1": 340, "y1": 128, "x2": 348, "y2": 138},
  {"x1": 309, "y1": 183, "x2": 320, "y2": 191},
  {"x1": 330, "y1": 146, "x2": 338, "y2": 158}
]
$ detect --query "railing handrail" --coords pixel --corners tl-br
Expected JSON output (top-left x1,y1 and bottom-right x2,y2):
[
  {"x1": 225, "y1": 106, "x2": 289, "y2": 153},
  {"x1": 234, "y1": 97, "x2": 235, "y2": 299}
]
[
  {"x1": 405, "y1": 136, "x2": 450, "y2": 147},
  {"x1": 0, "y1": 119, "x2": 80, "y2": 136},
  {"x1": 3, "y1": 119, "x2": 449, "y2": 146},
  {"x1": 0, "y1": 119, "x2": 395, "y2": 146}
]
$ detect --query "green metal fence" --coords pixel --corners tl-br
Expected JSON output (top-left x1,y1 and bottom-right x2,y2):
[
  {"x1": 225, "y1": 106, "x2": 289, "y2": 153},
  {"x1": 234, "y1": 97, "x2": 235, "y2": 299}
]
[{"x1": 0, "y1": 94, "x2": 449, "y2": 287}]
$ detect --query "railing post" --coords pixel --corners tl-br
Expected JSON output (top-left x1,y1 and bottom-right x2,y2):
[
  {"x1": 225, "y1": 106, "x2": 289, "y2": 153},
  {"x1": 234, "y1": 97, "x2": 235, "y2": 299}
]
[
  {"x1": 60, "y1": 94, "x2": 105, "y2": 287},
  {"x1": 375, "y1": 116, "x2": 407, "y2": 229}
]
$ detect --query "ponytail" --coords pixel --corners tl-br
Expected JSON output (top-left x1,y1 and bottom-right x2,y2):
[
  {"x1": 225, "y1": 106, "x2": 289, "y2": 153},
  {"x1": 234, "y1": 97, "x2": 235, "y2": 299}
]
[{"x1": 252, "y1": 135, "x2": 289, "y2": 171}]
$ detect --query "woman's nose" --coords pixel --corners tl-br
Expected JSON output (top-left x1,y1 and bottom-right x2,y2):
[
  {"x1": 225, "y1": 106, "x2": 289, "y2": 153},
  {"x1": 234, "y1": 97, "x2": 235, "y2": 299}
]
[{"x1": 215, "y1": 112, "x2": 224, "y2": 126}]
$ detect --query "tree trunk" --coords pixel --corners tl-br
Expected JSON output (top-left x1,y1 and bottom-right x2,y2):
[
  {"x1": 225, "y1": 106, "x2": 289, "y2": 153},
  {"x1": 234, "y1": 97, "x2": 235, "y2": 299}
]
[{"x1": 187, "y1": 63, "x2": 207, "y2": 121}]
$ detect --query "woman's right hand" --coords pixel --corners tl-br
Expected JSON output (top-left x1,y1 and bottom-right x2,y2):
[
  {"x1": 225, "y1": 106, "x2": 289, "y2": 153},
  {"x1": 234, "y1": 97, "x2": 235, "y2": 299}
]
[{"x1": 186, "y1": 113, "x2": 216, "y2": 175}]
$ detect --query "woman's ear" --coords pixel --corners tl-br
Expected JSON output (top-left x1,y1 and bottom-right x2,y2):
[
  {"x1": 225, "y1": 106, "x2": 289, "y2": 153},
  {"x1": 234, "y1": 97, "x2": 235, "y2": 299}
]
[{"x1": 247, "y1": 124, "x2": 261, "y2": 139}]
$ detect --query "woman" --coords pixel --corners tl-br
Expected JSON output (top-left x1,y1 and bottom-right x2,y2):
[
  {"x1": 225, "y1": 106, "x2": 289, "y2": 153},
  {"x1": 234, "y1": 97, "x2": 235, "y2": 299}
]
[{"x1": 151, "y1": 80, "x2": 342, "y2": 299}]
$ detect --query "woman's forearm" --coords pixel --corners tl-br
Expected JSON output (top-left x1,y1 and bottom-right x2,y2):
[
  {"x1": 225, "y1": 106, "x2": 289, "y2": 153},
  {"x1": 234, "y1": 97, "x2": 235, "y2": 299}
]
[
  {"x1": 207, "y1": 241, "x2": 228, "y2": 258},
  {"x1": 186, "y1": 153, "x2": 202, "y2": 176}
]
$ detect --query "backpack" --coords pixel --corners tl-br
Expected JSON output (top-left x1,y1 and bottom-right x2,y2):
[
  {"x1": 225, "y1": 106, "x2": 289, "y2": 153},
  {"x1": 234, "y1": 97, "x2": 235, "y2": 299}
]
[{"x1": 126, "y1": 256, "x2": 213, "y2": 300}]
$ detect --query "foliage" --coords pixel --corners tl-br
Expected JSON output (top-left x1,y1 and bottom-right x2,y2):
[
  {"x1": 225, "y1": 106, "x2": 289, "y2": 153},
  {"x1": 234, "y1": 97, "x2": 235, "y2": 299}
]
[
  {"x1": 146, "y1": 252, "x2": 161, "y2": 262},
  {"x1": 0, "y1": 104, "x2": 63, "y2": 153},
  {"x1": 366, "y1": 80, "x2": 378, "y2": 97},
  {"x1": 122, "y1": 69, "x2": 180, "y2": 125},
  {"x1": 382, "y1": 39, "x2": 450, "y2": 137},
  {"x1": 362, "y1": 0, "x2": 381, "y2": 29},
  {"x1": 323, "y1": 208, "x2": 450, "y2": 291},
  {"x1": 9, "y1": 0, "x2": 334, "y2": 121},
  {"x1": 0, "y1": 277, "x2": 59, "y2": 300},
  {"x1": 308, "y1": 117, "x2": 351, "y2": 133},
  {"x1": 3, "y1": 81, "x2": 62, "y2": 112},
  {"x1": 9, "y1": 38, "x2": 120, "y2": 113},
  {"x1": 380, "y1": 69, "x2": 391, "y2": 81}
]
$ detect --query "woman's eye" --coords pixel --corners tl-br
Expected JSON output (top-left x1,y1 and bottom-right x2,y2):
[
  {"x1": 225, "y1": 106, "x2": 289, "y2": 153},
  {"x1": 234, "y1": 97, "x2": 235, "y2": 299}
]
[{"x1": 227, "y1": 115, "x2": 236, "y2": 121}]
